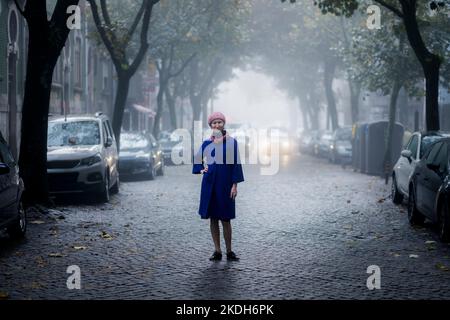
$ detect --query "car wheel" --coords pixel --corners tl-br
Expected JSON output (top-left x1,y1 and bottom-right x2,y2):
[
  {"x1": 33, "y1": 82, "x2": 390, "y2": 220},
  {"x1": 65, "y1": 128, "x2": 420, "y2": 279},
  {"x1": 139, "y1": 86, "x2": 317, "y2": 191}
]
[
  {"x1": 147, "y1": 162, "x2": 155, "y2": 180},
  {"x1": 99, "y1": 173, "x2": 110, "y2": 203},
  {"x1": 408, "y1": 187, "x2": 424, "y2": 225},
  {"x1": 110, "y1": 175, "x2": 119, "y2": 194},
  {"x1": 391, "y1": 175, "x2": 404, "y2": 205},
  {"x1": 7, "y1": 200, "x2": 27, "y2": 239},
  {"x1": 157, "y1": 160, "x2": 164, "y2": 176},
  {"x1": 438, "y1": 199, "x2": 450, "y2": 242}
]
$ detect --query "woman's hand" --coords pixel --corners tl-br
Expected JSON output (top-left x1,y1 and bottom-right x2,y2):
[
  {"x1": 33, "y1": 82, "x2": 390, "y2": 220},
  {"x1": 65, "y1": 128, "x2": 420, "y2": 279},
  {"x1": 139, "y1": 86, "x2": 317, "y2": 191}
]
[
  {"x1": 200, "y1": 167, "x2": 208, "y2": 174},
  {"x1": 230, "y1": 183, "x2": 237, "y2": 200}
]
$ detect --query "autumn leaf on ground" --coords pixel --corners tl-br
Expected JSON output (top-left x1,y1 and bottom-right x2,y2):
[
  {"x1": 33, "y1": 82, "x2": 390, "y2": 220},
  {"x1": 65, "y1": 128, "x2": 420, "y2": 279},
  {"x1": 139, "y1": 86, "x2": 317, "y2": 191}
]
[
  {"x1": 35, "y1": 256, "x2": 47, "y2": 267},
  {"x1": 100, "y1": 231, "x2": 113, "y2": 240},
  {"x1": 72, "y1": 246, "x2": 87, "y2": 251},
  {"x1": 48, "y1": 253, "x2": 63, "y2": 258},
  {"x1": 0, "y1": 292, "x2": 9, "y2": 300},
  {"x1": 425, "y1": 241, "x2": 436, "y2": 245},
  {"x1": 377, "y1": 198, "x2": 385, "y2": 203},
  {"x1": 30, "y1": 220, "x2": 45, "y2": 224},
  {"x1": 436, "y1": 263, "x2": 449, "y2": 271},
  {"x1": 409, "y1": 254, "x2": 419, "y2": 259}
]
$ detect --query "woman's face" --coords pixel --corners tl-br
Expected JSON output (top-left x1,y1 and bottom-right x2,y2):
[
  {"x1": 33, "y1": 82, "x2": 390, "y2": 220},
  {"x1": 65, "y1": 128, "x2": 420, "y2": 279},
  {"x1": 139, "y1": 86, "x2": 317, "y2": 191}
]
[{"x1": 211, "y1": 119, "x2": 224, "y2": 131}]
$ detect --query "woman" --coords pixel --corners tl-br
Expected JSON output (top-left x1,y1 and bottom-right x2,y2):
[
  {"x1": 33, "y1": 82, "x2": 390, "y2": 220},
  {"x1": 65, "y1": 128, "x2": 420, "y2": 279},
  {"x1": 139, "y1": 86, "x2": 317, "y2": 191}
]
[{"x1": 193, "y1": 112, "x2": 245, "y2": 261}]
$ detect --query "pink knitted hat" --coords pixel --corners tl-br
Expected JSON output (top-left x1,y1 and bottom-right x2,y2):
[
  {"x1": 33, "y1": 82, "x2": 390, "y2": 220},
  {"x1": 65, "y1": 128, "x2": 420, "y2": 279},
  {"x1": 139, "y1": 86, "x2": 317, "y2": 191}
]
[{"x1": 207, "y1": 112, "x2": 226, "y2": 127}]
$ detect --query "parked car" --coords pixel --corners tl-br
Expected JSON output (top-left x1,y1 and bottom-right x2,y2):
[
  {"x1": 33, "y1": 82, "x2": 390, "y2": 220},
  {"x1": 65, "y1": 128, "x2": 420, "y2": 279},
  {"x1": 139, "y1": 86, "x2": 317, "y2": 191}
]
[
  {"x1": 0, "y1": 130, "x2": 26, "y2": 239},
  {"x1": 316, "y1": 131, "x2": 333, "y2": 157},
  {"x1": 119, "y1": 132, "x2": 164, "y2": 179},
  {"x1": 159, "y1": 132, "x2": 183, "y2": 165},
  {"x1": 328, "y1": 127, "x2": 352, "y2": 164},
  {"x1": 392, "y1": 131, "x2": 450, "y2": 204},
  {"x1": 47, "y1": 113, "x2": 119, "y2": 202},
  {"x1": 261, "y1": 127, "x2": 293, "y2": 156},
  {"x1": 408, "y1": 138, "x2": 450, "y2": 242},
  {"x1": 299, "y1": 130, "x2": 320, "y2": 155}
]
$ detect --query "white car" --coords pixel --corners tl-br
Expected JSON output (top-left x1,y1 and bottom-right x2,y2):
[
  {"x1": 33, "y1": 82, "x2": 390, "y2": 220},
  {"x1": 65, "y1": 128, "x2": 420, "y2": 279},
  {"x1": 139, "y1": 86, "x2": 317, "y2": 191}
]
[
  {"x1": 392, "y1": 131, "x2": 450, "y2": 204},
  {"x1": 47, "y1": 113, "x2": 119, "y2": 202}
]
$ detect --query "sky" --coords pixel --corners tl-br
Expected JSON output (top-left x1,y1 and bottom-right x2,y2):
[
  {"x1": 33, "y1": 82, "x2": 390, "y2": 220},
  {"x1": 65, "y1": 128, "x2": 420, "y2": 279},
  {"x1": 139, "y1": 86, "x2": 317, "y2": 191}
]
[{"x1": 213, "y1": 69, "x2": 299, "y2": 131}]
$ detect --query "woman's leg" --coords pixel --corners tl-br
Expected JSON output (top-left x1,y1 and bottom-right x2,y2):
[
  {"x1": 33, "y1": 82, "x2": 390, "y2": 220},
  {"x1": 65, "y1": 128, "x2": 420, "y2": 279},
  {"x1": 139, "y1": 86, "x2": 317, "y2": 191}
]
[
  {"x1": 221, "y1": 220, "x2": 232, "y2": 253},
  {"x1": 210, "y1": 218, "x2": 221, "y2": 253}
]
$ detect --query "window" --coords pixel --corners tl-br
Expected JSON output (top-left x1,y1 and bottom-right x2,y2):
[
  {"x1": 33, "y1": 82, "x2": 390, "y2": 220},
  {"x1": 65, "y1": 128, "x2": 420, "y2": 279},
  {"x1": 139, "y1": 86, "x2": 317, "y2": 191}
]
[
  {"x1": 436, "y1": 143, "x2": 448, "y2": 172},
  {"x1": 426, "y1": 142, "x2": 443, "y2": 165},
  {"x1": 48, "y1": 121, "x2": 100, "y2": 147},
  {"x1": 0, "y1": 141, "x2": 15, "y2": 165},
  {"x1": 408, "y1": 135, "x2": 419, "y2": 159},
  {"x1": 74, "y1": 37, "x2": 82, "y2": 87}
]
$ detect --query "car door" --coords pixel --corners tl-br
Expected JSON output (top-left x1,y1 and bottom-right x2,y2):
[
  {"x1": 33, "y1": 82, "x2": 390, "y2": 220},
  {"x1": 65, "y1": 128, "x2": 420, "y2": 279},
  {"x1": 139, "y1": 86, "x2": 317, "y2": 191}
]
[
  {"x1": 398, "y1": 135, "x2": 418, "y2": 194},
  {"x1": 418, "y1": 142, "x2": 444, "y2": 217},
  {"x1": 422, "y1": 142, "x2": 448, "y2": 219},
  {"x1": 0, "y1": 138, "x2": 18, "y2": 220}
]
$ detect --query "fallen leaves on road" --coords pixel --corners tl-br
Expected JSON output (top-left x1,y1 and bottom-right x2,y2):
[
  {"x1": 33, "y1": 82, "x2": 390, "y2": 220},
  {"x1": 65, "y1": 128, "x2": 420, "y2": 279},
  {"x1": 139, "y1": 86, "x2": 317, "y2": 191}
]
[
  {"x1": 72, "y1": 246, "x2": 87, "y2": 251},
  {"x1": 100, "y1": 231, "x2": 113, "y2": 240},
  {"x1": 425, "y1": 241, "x2": 436, "y2": 245},
  {"x1": 48, "y1": 253, "x2": 64, "y2": 258},
  {"x1": 35, "y1": 256, "x2": 48, "y2": 267},
  {"x1": 435, "y1": 263, "x2": 449, "y2": 272},
  {"x1": 377, "y1": 197, "x2": 385, "y2": 203},
  {"x1": 0, "y1": 292, "x2": 9, "y2": 300},
  {"x1": 409, "y1": 254, "x2": 419, "y2": 259},
  {"x1": 30, "y1": 220, "x2": 45, "y2": 225}
]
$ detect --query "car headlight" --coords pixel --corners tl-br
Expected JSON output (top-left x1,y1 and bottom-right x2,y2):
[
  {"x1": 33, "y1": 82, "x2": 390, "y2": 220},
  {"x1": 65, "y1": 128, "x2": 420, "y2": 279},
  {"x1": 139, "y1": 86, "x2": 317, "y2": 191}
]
[{"x1": 80, "y1": 154, "x2": 102, "y2": 166}]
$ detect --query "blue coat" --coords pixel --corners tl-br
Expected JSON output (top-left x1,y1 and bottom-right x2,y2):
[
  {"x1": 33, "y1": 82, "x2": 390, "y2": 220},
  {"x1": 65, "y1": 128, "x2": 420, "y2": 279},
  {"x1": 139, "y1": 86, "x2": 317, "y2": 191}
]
[{"x1": 192, "y1": 136, "x2": 244, "y2": 220}]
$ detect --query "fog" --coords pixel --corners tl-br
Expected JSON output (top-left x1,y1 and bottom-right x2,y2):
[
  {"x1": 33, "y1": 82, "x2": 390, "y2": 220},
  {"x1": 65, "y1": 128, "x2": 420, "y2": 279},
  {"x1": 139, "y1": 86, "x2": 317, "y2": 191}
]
[{"x1": 214, "y1": 69, "x2": 299, "y2": 131}]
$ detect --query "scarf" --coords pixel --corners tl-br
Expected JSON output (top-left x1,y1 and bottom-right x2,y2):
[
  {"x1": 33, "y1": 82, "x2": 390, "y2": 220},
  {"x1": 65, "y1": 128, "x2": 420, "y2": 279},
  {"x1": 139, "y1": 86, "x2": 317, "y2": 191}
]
[{"x1": 210, "y1": 129, "x2": 228, "y2": 144}]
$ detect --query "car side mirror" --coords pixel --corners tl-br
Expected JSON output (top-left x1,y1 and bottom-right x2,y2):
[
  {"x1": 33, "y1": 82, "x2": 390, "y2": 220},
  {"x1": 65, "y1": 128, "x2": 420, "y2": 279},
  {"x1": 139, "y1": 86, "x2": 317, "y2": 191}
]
[
  {"x1": 105, "y1": 137, "x2": 113, "y2": 148},
  {"x1": 401, "y1": 149, "x2": 412, "y2": 160},
  {"x1": 0, "y1": 163, "x2": 10, "y2": 175}
]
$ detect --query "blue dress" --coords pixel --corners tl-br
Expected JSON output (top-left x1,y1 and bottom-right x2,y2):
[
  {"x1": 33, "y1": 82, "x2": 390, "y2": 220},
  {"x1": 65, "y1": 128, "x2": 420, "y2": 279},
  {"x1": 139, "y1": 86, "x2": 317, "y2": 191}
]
[{"x1": 192, "y1": 136, "x2": 244, "y2": 220}]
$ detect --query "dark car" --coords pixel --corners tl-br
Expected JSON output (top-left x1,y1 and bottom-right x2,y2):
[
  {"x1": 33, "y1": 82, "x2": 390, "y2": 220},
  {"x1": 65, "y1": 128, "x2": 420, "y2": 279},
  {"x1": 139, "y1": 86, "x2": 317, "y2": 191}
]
[
  {"x1": 328, "y1": 126, "x2": 352, "y2": 164},
  {"x1": 299, "y1": 130, "x2": 320, "y2": 155},
  {"x1": 316, "y1": 131, "x2": 333, "y2": 157},
  {"x1": 119, "y1": 132, "x2": 164, "y2": 179},
  {"x1": 0, "y1": 131, "x2": 26, "y2": 239},
  {"x1": 408, "y1": 138, "x2": 450, "y2": 242},
  {"x1": 392, "y1": 131, "x2": 450, "y2": 204}
]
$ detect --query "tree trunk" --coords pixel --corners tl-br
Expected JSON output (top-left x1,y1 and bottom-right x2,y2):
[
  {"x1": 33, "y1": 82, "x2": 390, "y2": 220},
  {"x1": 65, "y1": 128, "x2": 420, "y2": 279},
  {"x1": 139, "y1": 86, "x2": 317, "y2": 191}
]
[
  {"x1": 19, "y1": 30, "x2": 56, "y2": 206},
  {"x1": 17, "y1": 0, "x2": 79, "y2": 206},
  {"x1": 112, "y1": 74, "x2": 131, "y2": 150},
  {"x1": 384, "y1": 80, "x2": 402, "y2": 184},
  {"x1": 165, "y1": 85, "x2": 177, "y2": 130},
  {"x1": 400, "y1": 0, "x2": 440, "y2": 131},
  {"x1": 153, "y1": 75, "x2": 168, "y2": 139},
  {"x1": 423, "y1": 59, "x2": 440, "y2": 131},
  {"x1": 324, "y1": 59, "x2": 339, "y2": 131},
  {"x1": 349, "y1": 80, "x2": 361, "y2": 124},
  {"x1": 298, "y1": 95, "x2": 310, "y2": 130}
]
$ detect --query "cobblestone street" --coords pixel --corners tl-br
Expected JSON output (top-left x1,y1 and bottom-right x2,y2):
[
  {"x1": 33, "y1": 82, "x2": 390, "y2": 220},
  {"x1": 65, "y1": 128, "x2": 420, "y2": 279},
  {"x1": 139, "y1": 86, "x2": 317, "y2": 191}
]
[{"x1": 1, "y1": 153, "x2": 450, "y2": 299}]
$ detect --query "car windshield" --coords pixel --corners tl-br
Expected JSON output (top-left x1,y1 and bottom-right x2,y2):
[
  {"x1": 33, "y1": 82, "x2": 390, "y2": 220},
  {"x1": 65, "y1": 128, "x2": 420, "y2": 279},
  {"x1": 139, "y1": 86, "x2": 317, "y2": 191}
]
[
  {"x1": 335, "y1": 128, "x2": 352, "y2": 141},
  {"x1": 421, "y1": 135, "x2": 446, "y2": 158},
  {"x1": 121, "y1": 134, "x2": 148, "y2": 151},
  {"x1": 48, "y1": 121, "x2": 100, "y2": 147}
]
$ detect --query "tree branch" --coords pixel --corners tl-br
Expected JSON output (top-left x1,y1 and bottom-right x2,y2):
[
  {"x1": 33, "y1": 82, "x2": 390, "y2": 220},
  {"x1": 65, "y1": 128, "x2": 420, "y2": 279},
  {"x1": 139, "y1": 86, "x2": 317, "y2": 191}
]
[
  {"x1": 125, "y1": 0, "x2": 146, "y2": 46},
  {"x1": 374, "y1": 0, "x2": 404, "y2": 18},
  {"x1": 88, "y1": 0, "x2": 124, "y2": 70},
  {"x1": 100, "y1": 0, "x2": 112, "y2": 26},
  {"x1": 13, "y1": 0, "x2": 26, "y2": 17},
  {"x1": 128, "y1": 0, "x2": 158, "y2": 76},
  {"x1": 169, "y1": 53, "x2": 197, "y2": 79}
]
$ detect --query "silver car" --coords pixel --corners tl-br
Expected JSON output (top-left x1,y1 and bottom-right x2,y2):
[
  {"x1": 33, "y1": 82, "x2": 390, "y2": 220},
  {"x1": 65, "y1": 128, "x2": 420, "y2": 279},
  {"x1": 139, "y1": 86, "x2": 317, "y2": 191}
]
[
  {"x1": 392, "y1": 131, "x2": 450, "y2": 204},
  {"x1": 47, "y1": 113, "x2": 119, "y2": 202}
]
